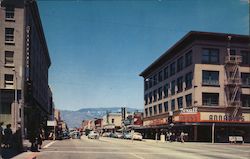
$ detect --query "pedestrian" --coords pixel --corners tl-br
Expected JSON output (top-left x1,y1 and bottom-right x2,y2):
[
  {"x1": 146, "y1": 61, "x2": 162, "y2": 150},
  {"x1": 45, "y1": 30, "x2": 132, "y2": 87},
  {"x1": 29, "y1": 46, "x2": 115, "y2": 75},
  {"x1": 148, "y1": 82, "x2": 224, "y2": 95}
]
[
  {"x1": 38, "y1": 128, "x2": 44, "y2": 149},
  {"x1": 169, "y1": 132, "x2": 173, "y2": 142},
  {"x1": 0, "y1": 122, "x2": 4, "y2": 148},
  {"x1": 180, "y1": 131, "x2": 185, "y2": 143},
  {"x1": 4, "y1": 124, "x2": 12, "y2": 148}
]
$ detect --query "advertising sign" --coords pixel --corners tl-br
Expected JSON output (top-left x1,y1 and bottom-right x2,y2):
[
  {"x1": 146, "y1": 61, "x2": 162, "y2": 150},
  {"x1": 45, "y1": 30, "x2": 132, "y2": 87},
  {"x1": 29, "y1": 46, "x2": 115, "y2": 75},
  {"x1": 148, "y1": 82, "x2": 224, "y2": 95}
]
[{"x1": 47, "y1": 120, "x2": 57, "y2": 126}]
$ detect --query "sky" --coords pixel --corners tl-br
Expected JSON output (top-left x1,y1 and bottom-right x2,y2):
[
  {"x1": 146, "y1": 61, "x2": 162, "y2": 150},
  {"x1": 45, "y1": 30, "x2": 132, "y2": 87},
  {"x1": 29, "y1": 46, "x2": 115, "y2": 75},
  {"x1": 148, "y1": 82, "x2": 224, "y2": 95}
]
[{"x1": 37, "y1": 0, "x2": 249, "y2": 111}]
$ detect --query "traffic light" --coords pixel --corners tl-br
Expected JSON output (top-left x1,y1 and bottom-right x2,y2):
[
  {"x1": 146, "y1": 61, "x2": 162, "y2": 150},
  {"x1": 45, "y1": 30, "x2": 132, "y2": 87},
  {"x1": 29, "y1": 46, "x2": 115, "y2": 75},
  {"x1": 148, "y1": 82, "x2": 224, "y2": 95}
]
[{"x1": 168, "y1": 116, "x2": 173, "y2": 124}]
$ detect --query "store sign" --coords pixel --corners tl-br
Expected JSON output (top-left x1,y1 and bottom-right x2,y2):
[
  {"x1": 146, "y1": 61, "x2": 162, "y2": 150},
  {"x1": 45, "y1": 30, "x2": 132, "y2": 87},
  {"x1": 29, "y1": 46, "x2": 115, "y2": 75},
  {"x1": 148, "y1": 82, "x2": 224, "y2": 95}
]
[
  {"x1": 47, "y1": 120, "x2": 57, "y2": 126},
  {"x1": 180, "y1": 107, "x2": 198, "y2": 114},
  {"x1": 200, "y1": 112, "x2": 250, "y2": 123},
  {"x1": 174, "y1": 113, "x2": 200, "y2": 122},
  {"x1": 144, "y1": 118, "x2": 166, "y2": 126}
]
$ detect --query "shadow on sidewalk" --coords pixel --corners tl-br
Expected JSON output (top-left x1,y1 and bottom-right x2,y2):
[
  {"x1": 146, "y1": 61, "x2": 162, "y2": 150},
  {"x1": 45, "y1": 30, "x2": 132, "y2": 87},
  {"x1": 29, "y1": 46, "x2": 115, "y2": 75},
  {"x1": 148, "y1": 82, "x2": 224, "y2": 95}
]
[{"x1": 0, "y1": 147, "x2": 24, "y2": 159}]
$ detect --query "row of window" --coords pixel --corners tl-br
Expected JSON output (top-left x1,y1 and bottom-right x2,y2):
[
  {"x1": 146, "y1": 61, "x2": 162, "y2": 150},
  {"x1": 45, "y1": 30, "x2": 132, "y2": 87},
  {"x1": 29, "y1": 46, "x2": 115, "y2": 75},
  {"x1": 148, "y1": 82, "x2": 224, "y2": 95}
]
[
  {"x1": 145, "y1": 70, "x2": 250, "y2": 105},
  {"x1": 145, "y1": 48, "x2": 250, "y2": 91},
  {"x1": 145, "y1": 93, "x2": 250, "y2": 117},
  {"x1": 144, "y1": 51, "x2": 192, "y2": 90},
  {"x1": 145, "y1": 94, "x2": 192, "y2": 117},
  {"x1": 144, "y1": 72, "x2": 192, "y2": 105}
]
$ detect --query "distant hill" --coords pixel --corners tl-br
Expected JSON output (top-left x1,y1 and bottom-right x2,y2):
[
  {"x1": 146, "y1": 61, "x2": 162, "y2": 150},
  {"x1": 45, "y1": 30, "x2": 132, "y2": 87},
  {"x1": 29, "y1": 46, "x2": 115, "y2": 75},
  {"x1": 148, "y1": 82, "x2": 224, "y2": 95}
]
[{"x1": 60, "y1": 107, "x2": 142, "y2": 128}]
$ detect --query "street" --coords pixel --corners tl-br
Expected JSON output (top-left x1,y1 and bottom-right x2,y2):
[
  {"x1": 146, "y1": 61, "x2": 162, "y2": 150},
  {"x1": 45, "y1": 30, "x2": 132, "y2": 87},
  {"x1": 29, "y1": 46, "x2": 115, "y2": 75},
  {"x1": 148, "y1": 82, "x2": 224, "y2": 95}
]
[{"x1": 36, "y1": 137, "x2": 250, "y2": 159}]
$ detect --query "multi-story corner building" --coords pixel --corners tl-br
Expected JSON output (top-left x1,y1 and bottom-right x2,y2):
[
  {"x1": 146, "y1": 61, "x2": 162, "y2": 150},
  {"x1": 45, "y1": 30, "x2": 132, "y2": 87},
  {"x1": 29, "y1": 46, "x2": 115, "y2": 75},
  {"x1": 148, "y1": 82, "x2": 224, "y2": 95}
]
[
  {"x1": 0, "y1": 0, "x2": 51, "y2": 138},
  {"x1": 139, "y1": 31, "x2": 250, "y2": 142}
]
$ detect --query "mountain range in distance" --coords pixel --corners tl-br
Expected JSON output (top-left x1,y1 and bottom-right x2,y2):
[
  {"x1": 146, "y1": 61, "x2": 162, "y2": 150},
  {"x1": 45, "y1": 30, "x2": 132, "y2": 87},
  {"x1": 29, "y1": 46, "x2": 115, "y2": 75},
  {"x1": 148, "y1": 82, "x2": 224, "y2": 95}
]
[{"x1": 60, "y1": 107, "x2": 142, "y2": 128}]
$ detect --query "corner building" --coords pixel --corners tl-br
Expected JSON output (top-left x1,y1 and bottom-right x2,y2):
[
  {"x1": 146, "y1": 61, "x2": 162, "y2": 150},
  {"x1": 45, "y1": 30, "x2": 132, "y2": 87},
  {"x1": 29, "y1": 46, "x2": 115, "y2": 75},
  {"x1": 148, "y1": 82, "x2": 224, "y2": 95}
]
[
  {"x1": 0, "y1": 0, "x2": 51, "y2": 138},
  {"x1": 139, "y1": 31, "x2": 250, "y2": 142}
]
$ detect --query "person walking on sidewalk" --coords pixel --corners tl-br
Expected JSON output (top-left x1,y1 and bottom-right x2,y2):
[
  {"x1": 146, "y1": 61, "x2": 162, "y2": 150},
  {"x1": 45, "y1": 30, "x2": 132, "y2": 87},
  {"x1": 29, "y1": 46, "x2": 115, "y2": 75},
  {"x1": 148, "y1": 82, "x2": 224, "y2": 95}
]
[
  {"x1": 38, "y1": 128, "x2": 45, "y2": 149},
  {"x1": 0, "y1": 122, "x2": 4, "y2": 147},
  {"x1": 4, "y1": 124, "x2": 12, "y2": 148},
  {"x1": 180, "y1": 131, "x2": 185, "y2": 143}
]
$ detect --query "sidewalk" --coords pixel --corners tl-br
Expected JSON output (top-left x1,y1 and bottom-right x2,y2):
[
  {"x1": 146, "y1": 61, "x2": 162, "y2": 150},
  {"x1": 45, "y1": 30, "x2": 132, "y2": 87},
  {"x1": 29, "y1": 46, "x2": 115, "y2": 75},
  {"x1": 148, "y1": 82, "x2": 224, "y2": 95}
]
[{"x1": 10, "y1": 140, "x2": 53, "y2": 159}]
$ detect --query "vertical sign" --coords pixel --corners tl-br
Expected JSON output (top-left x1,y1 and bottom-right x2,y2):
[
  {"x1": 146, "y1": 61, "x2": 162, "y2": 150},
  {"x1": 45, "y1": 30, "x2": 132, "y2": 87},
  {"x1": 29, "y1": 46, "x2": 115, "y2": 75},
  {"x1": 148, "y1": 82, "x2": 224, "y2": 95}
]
[{"x1": 25, "y1": 26, "x2": 30, "y2": 81}]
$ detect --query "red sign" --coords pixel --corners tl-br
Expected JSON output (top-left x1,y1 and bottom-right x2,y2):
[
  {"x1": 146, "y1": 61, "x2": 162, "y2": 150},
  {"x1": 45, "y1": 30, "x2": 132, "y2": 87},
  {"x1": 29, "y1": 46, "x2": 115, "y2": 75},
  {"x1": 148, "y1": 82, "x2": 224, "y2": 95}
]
[{"x1": 174, "y1": 113, "x2": 200, "y2": 122}]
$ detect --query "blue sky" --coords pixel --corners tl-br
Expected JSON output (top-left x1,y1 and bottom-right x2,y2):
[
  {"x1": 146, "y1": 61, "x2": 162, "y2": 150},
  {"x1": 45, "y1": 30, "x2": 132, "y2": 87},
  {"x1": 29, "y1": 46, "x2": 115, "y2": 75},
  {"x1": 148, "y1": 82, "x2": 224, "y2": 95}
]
[{"x1": 37, "y1": 0, "x2": 249, "y2": 111}]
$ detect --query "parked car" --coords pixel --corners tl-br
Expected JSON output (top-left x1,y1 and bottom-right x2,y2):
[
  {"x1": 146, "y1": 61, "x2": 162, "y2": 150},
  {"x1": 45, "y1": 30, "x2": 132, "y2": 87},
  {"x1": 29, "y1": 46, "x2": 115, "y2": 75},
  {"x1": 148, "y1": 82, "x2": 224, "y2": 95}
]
[
  {"x1": 102, "y1": 132, "x2": 111, "y2": 137},
  {"x1": 115, "y1": 132, "x2": 124, "y2": 139},
  {"x1": 62, "y1": 131, "x2": 70, "y2": 139},
  {"x1": 88, "y1": 131, "x2": 100, "y2": 139},
  {"x1": 71, "y1": 131, "x2": 81, "y2": 139},
  {"x1": 110, "y1": 132, "x2": 117, "y2": 138},
  {"x1": 123, "y1": 133, "x2": 132, "y2": 139},
  {"x1": 132, "y1": 132, "x2": 143, "y2": 141}
]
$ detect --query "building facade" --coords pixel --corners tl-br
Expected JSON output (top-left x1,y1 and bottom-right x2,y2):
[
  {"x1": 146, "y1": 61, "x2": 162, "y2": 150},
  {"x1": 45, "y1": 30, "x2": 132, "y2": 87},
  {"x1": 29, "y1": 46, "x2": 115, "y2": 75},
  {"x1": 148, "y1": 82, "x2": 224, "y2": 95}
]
[
  {"x1": 139, "y1": 31, "x2": 250, "y2": 142},
  {"x1": 0, "y1": 0, "x2": 51, "y2": 140}
]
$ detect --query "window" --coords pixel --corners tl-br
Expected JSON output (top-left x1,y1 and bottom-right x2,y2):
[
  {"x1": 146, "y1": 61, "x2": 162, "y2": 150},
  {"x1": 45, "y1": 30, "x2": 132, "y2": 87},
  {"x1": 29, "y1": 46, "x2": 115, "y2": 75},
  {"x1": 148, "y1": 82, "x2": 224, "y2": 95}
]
[
  {"x1": 185, "y1": 72, "x2": 192, "y2": 89},
  {"x1": 171, "y1": 99, "x2": 175, "y2": 111},
  {"x1": 158, "y1": 71, "x2": 163, "y2": 82},
  {"x1": 202, "y1": 71, "x2": 219, "y2": 86},
  {"x1": 177, "y1": 56, "x2": 183, "y2": 72},
  {"x1": 5, "y1": 51, "x2": 14, "y2": 65},
  {"x1": 177, "y1": 97, "x2": 183, "y2": 109},
  {"x1": 144, "y1": 94, "x2": 148, "y2": 105},
  {"x1": 111, "y1": 119, "x2": 115, "y2": 124},
  {"x1": 202, "y1": 93, "x2": 219, "y2": 106},
  {"x1": 4, "y1": 74, "x2": 14, "y2": 88},
  {"x1": 185, "y1": 94, "x2": 192, "y2": 107},
  {"x1": 158, "y1": 104, "x2": 162, "y2": 114},
  {"x1": 149, "y1": 107, "x2": 153, "y2": 116},
  {"x1": 164, "y1": 66, "x2": 169, "y2": 79},
  {"x1": 177, "y1": 76, "x2": 183, "y2": 93},
  {"x1": 158, "y1": 87, "x2": 162, "y2": 100},
  {"x1": 171, "y1": 80, "x2": 175, "y2": 95},
  {"x1": 241, "y1": 73, "x2": 250, "y2": 87},
  {"x1": 153, "y1": 75, "x2": 157, "y2": 85},
  {"x1": 170, "y1": 62, "x2": 176, "y2": 76},
  {"x1": 144, "y1": 80, "x2": 148, "y2": 90},
  {"x1": 163, "y1": 83, "x2": 169, "y2": 98},
  {"x1": 149, "y1": 77, "x2": 152, "y2": 88},
  {"x1": 5, "y1": 28, "x2": 14, "y2": 42},
  {"x1": 5, "y1": 6, "x2": 15, "y2": 20},
  {"x1": 145, "y1": 108, "x2": 148, "y2": 117},
  {"x1": 185, "y1": 51, "x2": 192, "y2": 66},
  {"x1": 241, "y1": 51, "x2": 250, "y2": 65},
  {"x1": 149, "y1": 92, "x2": 152, "y2": 104},
  {"x1": 153, "y1": 105, "x2": 157, "y2": 115},
  {"x1": 164, "y1": 101, "x2": 168, "y2": 112},
  {"x1": 241, "y1": 94, "x2": 250, "y2": 107},
  {"x1": 153, "y1": 90, "x2": 157, "y2": 102},
  {"x1": 202, "y1": 48, "x2": 219, "y2": 64}
]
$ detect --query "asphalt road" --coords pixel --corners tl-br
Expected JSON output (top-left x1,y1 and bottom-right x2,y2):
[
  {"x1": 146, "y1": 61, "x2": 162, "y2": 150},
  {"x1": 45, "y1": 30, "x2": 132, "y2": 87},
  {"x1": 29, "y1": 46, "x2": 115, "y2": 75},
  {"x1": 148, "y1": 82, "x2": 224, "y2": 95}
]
[{"x1": 37, "y1": 136, "x2": 250, "y2": 159}]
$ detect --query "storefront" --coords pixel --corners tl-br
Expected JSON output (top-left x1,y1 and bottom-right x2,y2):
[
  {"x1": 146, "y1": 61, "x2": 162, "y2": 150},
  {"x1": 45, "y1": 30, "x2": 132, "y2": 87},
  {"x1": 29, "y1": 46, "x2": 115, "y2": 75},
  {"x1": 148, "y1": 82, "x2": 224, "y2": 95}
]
[{"x1": 138, "y1": 108, "x2": 250, "y2": 143}]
